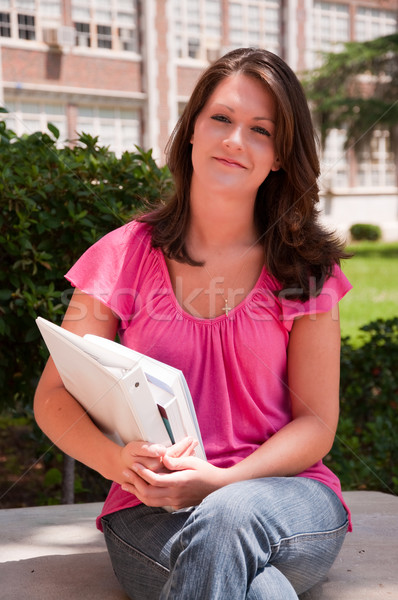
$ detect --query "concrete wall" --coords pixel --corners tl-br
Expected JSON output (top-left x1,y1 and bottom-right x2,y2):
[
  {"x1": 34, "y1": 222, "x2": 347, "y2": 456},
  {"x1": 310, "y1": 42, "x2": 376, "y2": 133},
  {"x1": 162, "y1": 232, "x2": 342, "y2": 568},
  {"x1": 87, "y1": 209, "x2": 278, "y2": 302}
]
[{"x1": 319, "y1": 191, "x2": 398, "y2": 242}]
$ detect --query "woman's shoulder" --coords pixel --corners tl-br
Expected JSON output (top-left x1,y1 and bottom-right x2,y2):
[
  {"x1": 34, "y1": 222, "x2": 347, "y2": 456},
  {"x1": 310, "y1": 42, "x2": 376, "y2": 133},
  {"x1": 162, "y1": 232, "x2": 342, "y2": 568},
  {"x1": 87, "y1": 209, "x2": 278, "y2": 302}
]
[
  {"x1": 276, "y1": 263, "x2": 352, "y2": 330},
  {"x1": 65, "y1": 219, "x2": 154, "y2": 284},
  {"x1": 100, "y1": 219, "x2": 152, "y2": 247},
  {"x1": 81, "y1": 219, "x2": 153, "y2": 263}
]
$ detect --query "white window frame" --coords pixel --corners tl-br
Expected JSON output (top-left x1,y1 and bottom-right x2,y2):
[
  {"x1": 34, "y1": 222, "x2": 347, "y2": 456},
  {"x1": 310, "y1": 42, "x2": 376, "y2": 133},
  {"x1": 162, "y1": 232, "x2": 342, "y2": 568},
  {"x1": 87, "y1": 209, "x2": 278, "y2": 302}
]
[
  {"x1": 0, "y1": 10, "x2": 11, "y2": 37},
  {"x1": 313, "y1": 1, "x2": 350, "y2": 65},
  {"x1": 173, "y1": 0, "x2": 222, "y2": 61},
  {"x1": 71, "y1": 0, "x2": 138, "y2": 53},
  {"x1": 76, "y1": 105, "x2": 141, "y2": 156},
  {"x1": 321, "y1": 127, "x2": 349, "y2": 190},
  {"x1": 228, "y1": 0, "x2": 281, "y2": 55},
  {"x1": 355, "y1": 6, "x2": 397, "y2": 42},
  {"x1": 357, "y1": 129, "x2": 396, "y2": 189},
  {"x1": 3, "y1": 98, "x2": 67, "y2": 145}
]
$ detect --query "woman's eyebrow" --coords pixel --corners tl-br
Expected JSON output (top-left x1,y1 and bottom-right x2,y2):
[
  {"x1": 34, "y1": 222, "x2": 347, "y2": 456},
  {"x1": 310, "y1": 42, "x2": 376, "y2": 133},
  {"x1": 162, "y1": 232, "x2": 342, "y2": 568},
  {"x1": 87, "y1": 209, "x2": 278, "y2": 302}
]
[{"x1": 253, "y1": 116, "x2": 276, "y2": 124}]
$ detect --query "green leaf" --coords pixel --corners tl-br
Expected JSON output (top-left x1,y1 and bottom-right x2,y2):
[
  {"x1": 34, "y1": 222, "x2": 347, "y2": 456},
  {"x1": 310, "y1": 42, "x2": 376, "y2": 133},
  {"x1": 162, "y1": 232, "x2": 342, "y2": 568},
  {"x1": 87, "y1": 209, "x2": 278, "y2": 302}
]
[{"x1": 47, "y1": 122, "x2": 60, "y2": 140}]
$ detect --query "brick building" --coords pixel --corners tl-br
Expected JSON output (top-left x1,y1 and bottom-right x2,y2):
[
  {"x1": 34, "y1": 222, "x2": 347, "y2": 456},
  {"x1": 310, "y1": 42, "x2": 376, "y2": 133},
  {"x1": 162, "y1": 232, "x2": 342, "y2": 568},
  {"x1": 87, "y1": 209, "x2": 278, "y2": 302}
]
[{"x1": 1, "y1": 0, "x2": 397, "y2": 238}]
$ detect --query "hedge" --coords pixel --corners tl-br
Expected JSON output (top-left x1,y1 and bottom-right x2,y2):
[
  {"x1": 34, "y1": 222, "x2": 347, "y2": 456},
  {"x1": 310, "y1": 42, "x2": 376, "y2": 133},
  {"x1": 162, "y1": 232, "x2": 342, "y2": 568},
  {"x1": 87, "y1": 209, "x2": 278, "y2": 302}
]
[
  {"x1": 326, "y1": 317, "x2": 398, "y2": 494},
  {"x1": 0, "y1": 118, "x2": 173, "y2": 412},
  {"x1": 350, "y1": 223, "x2": 382, "y2": 241}
]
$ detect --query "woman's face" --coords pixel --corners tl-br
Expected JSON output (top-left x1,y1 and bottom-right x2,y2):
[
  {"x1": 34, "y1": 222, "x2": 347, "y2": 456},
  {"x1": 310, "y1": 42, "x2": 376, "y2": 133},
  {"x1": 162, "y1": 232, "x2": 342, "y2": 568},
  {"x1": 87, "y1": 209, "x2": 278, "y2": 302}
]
[{"x1": 190, "y1": 73, "x2": 279, "y2": 200}]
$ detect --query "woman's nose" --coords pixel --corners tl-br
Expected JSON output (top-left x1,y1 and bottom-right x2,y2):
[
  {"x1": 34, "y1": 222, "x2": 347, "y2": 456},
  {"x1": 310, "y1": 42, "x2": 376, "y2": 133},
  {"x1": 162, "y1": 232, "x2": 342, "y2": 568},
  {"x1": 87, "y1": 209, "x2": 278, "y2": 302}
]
[{"x1": 224, "y1": 127, "x2": 243, "y2": 151}]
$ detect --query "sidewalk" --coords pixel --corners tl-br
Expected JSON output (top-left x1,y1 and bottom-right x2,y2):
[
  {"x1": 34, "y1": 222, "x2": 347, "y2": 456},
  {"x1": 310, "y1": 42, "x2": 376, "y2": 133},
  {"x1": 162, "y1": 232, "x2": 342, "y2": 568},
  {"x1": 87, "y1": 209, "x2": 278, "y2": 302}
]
[{"x1": 0, "y1": 491, "x2": 397, "y2": 599}]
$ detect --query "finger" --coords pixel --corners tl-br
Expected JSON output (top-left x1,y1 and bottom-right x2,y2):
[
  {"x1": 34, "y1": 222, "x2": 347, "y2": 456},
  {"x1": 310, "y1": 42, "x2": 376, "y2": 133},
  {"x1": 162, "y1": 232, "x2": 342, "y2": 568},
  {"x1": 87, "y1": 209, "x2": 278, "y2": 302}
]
[
  {"x1": 160, "y1": 454, "x2": 197, "y2": 472},
  {"x1": 134, "y1": 442, "x2": 167, "y2": 458},
  {"x1": 122, "y1": 442, "x2": 167, "y2": 467},
  {"x1": 131, "y1": 463, "x2": 179, "y2": 487},
  {"x1": 122, "y1": 469, "x2": 176, "y2": 507},
  {"x1": 166, "y1": 437, "x2": 198, "y2": 458}
]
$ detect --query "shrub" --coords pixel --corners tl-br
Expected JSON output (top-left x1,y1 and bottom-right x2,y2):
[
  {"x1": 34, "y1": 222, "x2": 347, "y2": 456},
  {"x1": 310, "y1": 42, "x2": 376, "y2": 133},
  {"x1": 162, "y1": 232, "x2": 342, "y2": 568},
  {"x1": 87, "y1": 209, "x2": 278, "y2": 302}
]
[
  {"x1": 350, "y1": 223, "x2": 382, "y2": 241},
  {"x1": 325, "y1": 317, "x2": 398, "y2": 494},
  {"x1": 0, "y1": 119, "x2": 173, "y2": 412}
]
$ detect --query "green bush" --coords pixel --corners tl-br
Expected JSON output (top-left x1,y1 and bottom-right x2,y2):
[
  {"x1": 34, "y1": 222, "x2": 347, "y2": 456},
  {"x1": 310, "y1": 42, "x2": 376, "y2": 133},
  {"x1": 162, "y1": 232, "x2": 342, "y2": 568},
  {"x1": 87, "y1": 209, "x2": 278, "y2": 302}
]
[
  {"x1": 350, "y1": 223, "x2": 382, "y2": 241},
  {"x1": 325, "y1": 317, "x2": 398, "y2": 494},
  {"x1": 0, "y1": 118, "x2": 173, "y2": 412}
]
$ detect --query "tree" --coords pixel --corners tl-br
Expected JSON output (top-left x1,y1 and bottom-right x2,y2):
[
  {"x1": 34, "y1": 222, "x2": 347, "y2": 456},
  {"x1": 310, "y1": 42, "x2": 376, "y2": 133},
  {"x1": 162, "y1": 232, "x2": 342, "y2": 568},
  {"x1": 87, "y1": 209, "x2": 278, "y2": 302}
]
[{"x1": 304, "y1": 34, "x2": 398, "y2": 151}]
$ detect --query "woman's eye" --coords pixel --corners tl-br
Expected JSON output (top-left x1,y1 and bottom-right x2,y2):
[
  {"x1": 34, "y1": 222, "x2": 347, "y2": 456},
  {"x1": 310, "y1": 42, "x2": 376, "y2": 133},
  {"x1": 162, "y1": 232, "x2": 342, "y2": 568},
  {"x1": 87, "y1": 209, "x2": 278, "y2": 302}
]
[
  {"x1": 252, "y1": 126, "x2": 271, "y2": 137},
  {"x1": 211, "y1": 115, "x2": 230, "y2": 123}
]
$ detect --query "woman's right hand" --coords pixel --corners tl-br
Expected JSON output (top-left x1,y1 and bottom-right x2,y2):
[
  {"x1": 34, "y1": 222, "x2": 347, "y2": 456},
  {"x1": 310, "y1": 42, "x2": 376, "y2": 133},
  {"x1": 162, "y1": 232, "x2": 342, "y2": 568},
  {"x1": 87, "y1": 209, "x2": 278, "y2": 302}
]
[{"x1": 119, "y1": 436, "x2": 198, "y2": 489}]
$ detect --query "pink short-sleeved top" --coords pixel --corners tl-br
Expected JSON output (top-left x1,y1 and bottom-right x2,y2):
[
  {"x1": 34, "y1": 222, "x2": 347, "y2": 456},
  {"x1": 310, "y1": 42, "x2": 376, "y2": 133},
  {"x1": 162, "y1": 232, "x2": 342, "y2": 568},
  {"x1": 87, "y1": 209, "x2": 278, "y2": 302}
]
[{"x1": 65, "y1": 221, "x2": 352, "y2": 530}]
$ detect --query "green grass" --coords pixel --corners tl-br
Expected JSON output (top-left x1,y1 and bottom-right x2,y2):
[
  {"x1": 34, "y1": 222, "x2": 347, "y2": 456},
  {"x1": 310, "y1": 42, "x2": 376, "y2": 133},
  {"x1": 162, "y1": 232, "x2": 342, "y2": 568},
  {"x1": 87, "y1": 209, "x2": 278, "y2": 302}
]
[{"x1": 339, "y1": 241, "x2": 398, "y2": 344}]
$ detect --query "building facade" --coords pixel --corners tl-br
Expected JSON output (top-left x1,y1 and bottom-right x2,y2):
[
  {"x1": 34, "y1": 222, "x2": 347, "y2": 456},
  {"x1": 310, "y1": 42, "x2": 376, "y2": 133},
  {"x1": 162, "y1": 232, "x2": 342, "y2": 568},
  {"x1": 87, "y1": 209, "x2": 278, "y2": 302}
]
[{"x1": 1, "y1": 0, "x2": 397, "y2": 238}]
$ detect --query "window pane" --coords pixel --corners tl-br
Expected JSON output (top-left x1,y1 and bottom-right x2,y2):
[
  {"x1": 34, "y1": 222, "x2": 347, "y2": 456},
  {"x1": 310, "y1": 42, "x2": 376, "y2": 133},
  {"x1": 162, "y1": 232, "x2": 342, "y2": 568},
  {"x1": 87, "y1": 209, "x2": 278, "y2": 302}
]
[
  {"x1": 75, "y1": 22, "x2": 91, "y2": 46},
  {"x1": 72, "y1": 7, "x2": 90, "y2": 20},
  {"x1": 95, "y1": 10, "x2": 112, "y2": 22},
  {"x1": 0, "y1": 11, "x2": 11, "y2": 37},
  {"x1": 39, "y1": 0, "x2": 61, "y2": 16},
  {"x1": 117, "y1": 12, "x2": 134, "y2": 26},
  {"x1": 18, "y1": 13, "x2": 36, "y2": 40},
  {"x1": 97, "y1": 24, "x2": 112, "y2": 48},
  {"x1": 15, "y1": 0, "x2": 35, "y2": 9},
  {"x1": 45, "y1": 103, "x2": 64, "y2": 115},
  {"x1": 79, "y1": 107, "x2": 94, "y2": 117},
  {"x1": 118, "y1": 27, "x2": 136, "y2": 51},
  {"x1": 99, "y1": 108, "x2": 115, "y2": 118}
]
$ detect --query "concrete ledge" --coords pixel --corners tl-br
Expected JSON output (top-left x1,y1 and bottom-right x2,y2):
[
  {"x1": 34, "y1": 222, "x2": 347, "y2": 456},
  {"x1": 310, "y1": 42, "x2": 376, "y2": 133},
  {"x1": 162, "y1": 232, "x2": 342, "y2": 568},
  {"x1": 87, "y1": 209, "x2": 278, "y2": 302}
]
[{"x1": 0, "y1": 491, "x2": 397, "y2": 599}]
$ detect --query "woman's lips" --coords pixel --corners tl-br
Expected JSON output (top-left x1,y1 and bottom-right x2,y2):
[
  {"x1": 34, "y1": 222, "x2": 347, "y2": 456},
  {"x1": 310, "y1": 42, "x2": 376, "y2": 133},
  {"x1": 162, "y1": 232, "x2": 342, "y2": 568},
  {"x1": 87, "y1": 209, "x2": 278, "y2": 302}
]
[{"x1": 214, "y1": 156, "x2": 246, "y2": 169}]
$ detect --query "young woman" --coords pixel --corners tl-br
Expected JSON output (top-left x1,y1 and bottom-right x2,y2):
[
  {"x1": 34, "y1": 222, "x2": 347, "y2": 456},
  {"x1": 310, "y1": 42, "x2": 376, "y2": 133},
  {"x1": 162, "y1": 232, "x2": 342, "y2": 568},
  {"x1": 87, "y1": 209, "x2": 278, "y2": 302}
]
[{"x1": 34, "y1": 48, "x2": 352, "y2": 599}]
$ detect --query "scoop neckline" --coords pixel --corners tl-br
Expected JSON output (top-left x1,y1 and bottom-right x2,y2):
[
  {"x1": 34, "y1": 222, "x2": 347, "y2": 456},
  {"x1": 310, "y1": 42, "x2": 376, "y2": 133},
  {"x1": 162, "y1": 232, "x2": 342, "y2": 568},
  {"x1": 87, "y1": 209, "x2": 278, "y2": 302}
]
[{"x1": 154, "y1": 246, "x2": 268, "y2": 324}]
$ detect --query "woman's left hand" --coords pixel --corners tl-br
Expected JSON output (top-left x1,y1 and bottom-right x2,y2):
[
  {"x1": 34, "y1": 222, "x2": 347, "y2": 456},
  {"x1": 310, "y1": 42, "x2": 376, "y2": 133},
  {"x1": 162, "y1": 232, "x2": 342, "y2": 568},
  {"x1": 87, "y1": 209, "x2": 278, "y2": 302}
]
[{"x1": 121, "y1": 453, "x2": 228, "y2": 510}]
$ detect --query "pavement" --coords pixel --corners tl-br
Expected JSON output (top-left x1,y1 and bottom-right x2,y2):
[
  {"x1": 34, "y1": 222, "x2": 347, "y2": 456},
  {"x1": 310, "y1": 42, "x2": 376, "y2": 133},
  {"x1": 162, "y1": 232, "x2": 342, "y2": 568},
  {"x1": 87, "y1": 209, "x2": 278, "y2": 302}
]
[{"x1": 0, "y1": 491, "x2": 397, "y2": 599}]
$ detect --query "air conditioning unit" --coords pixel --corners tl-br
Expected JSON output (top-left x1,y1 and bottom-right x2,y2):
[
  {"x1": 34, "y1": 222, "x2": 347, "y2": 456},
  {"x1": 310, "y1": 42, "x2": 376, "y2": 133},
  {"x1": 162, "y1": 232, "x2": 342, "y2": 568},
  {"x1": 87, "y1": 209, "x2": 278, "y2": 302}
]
[
  {"x1": 43, "y1": 26, "x2": 75, "y2": 47},
  {"x1": 57, "y1": 26, "x2": 75, "y2": 47},
  {"x1": 43, "y1": 27, "x2": 59, "y2": 47}
]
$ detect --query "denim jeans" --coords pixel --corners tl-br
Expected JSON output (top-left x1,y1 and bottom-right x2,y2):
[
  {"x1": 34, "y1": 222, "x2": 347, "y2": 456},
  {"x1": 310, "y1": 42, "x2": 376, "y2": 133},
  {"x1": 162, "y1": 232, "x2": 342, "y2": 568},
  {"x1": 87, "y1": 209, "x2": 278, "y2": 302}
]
[{"x1": 101, "y1": 477, "x2": 349, "y2": 600}]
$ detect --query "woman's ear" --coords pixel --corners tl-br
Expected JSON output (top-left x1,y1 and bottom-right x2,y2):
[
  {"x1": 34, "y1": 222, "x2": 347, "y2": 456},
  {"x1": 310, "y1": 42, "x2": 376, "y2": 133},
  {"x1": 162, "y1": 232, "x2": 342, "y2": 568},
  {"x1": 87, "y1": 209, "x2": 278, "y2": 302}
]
[
  {"x1": 190, "y1": 134, "x2": 194, "y2": 144},
  {"x1": 271, "y1": 157, "x2": 280, "y2": 172}
]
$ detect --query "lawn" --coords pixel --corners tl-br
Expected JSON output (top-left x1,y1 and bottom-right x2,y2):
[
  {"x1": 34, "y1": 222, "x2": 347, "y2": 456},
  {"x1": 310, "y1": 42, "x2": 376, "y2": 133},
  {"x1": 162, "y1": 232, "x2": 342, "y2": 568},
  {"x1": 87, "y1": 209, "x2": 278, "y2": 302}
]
[{"x1": 339, "y1": 241, "x2": 398, "y2": 344}]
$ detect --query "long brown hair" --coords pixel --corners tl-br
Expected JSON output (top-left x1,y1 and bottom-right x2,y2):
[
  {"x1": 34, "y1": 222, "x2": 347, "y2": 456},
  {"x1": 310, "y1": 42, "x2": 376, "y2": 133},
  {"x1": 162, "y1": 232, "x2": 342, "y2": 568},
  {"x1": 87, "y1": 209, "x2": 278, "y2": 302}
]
[{"x1": 139, "y1": 47, "x2": 347, "y2": 298}]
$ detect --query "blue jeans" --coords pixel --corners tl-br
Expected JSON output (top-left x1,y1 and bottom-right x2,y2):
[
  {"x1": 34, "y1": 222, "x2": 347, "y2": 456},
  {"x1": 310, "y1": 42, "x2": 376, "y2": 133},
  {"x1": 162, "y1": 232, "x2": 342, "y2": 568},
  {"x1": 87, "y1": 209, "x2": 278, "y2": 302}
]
[{"x1": 101, "y1": 477, "x2": 349, "y2": 600}]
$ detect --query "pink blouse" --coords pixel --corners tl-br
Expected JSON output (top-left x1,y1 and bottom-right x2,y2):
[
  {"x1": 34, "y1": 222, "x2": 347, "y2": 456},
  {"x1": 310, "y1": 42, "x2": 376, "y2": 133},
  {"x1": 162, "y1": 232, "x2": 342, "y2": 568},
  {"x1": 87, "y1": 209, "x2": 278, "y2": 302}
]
[{"x1": 65, "y1": 220, "x2": 352, "y2": 530}]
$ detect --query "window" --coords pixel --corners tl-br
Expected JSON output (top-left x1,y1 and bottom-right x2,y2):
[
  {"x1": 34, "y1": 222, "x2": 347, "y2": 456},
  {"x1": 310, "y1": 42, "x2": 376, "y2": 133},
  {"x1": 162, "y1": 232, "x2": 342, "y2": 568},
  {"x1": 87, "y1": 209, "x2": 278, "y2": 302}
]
[
  {"x1": 75, "y1": 22, "x2": 90, "y2": 47},
  {"x1": 18, "y1": 13, "x2": 35, "y2": 40},
  {"x1": 0, "y1": 12, "x2": 11, "y2": 37},
  {"x1": 39, "y1": 0, "x2": 61, "y2": 18},
  {"x1": 71, "y1": 0, "x2": 138, "y2": 52},
  {"x1": 321, "y1": 128, "x2": 349, "y2": 189},
  {"x1": 97, "y1": 24, "x2": 112, "y2": 49},
  {"x1": 77, "y1": 106, "x2": 140, "y2": 156},
  {"x1": 313, "y1": 2, "x2": 350, "y2": 62},
  {"x1": 0, "y1": 0, "x2": 63, "y2": 42},
  {"x1": 355, "y1": 7, "x2": 397, "y2": 42},
  {"x1": 228, "y1": 1, "x2": 280, "y2": 55},
  {"x1": 173, "y1": 0, "x2": 222, "y2": 61},
  {"x1": 357, "y1": 130, "x2": 396, "y2": 188},
  {"x1": 3, "y1": 100, "x2": 67, "y2": 144},
  {"x1": 118, "y1": 26, "x2": 136, "y2": 52}
]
